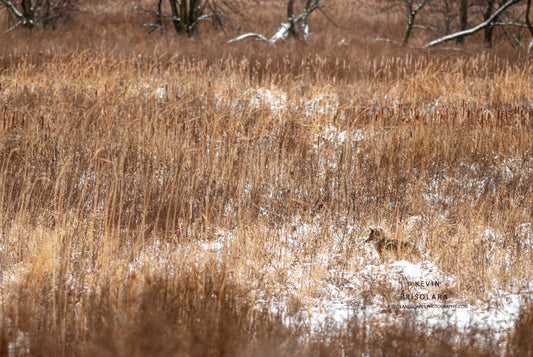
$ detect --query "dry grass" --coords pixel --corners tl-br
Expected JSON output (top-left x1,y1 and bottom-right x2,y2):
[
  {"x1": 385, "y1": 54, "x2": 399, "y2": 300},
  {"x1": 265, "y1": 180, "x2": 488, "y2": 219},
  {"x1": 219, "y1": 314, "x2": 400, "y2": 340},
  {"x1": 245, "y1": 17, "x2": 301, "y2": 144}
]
[{"x1": 0, "y1": 1, "x2": 532, "y2": 355}]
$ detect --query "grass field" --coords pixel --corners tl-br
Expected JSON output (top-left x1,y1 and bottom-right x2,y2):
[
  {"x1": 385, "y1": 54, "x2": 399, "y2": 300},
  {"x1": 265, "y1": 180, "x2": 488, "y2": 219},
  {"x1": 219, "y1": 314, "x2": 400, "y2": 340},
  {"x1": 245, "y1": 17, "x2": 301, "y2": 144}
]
[{"x1": 1, "y1": 1, "x2": 533, "y2": 355}]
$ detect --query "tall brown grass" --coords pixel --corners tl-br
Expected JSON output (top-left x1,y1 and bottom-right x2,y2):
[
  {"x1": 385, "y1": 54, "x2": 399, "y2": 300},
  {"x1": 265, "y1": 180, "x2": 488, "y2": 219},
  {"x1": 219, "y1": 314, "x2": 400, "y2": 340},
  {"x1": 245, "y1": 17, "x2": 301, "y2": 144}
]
[{"x1": 0, "y1": 1, "x2": 532, "y2": 355}]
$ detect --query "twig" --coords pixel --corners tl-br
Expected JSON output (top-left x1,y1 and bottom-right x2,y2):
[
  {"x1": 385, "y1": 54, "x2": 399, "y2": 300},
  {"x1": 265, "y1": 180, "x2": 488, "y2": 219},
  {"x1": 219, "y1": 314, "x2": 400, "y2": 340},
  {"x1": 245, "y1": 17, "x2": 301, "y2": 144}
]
[
  {"x1": 5, "y1": 20, "x2": 23, "y2": 32},
  {"x1": 227, "y1": 32, "x2": 268, "y2": 43},
  {"x1": 138, "y1": 7, "x2": 180, "y2": 22},
  {"x1": 142, "y1": 23, "x2": 168, "y2": 34},
  {"x1": 317, "y1": 6, "x2": 347, "y2": 30}
]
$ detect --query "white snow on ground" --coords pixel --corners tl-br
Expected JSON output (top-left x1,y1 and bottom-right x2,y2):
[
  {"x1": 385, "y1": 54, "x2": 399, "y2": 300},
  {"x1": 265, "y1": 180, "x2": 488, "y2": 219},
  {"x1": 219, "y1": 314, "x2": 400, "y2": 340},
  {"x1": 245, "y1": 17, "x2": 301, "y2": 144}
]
[
  {"x1": 248, "y1": 88, "x2": 287, "y2": 113},
  {"x1": 516, "y1": 222, "x2": 533, "y2": 248},
  {"x1": 164, "y1": 224, "x2": 532, "y2": 346},
  {"x1": 308, "y1": 258, "x2": 528, "y2": 342},
  {"x1": 213, "y1": 86, "x2": 341, "y2": 120},
  {"x1": 314, "y1": 125, "x2": 365, "y2": 149},
  {"x1": 2, "y1": 231, "x2": 528, "y2": 353}
]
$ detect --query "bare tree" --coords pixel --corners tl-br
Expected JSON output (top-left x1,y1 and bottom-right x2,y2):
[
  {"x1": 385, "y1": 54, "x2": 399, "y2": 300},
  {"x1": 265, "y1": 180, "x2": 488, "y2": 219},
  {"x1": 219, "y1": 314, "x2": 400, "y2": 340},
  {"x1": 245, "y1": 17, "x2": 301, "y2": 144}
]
[
  {"x1": 425, "y1": 0, "x2": 522, "y2": 47},
  {"x1": 373, "y1": 0, "x2": 433, "y2": 44},
  {"x1": 442, "y1": 0, "x2": 452, "y2": 34},
  {"x1": 286, "y1": 0, "x2": 321, "y2": 39},
  {"x1": 456, "y1": 0, "x2": 469, "y2": 43},
  {"x1": 481, "y1": 0, "x2": 510, "y2": 47},
  {"x1": 403, "y1": 0, "x2": 431, "y2": 44},
  {"x1": 144, "y1": 0, "x2": 241, "y2": 35},
  {"x1": 371, "y1": 0, "x2": 531, "y2": 48},
  {"x1": 527, "y1": 0, "x2": 533, "y2": 51},
  {"x1": 167, "y1": 0, "x2": 203, "y2": 34},
  {"x1": 228, "y1": 0, "x2": 324, "y2": 44},
  {"x1": 1, "y1": 0, "x2": 78, "y2": 30}
]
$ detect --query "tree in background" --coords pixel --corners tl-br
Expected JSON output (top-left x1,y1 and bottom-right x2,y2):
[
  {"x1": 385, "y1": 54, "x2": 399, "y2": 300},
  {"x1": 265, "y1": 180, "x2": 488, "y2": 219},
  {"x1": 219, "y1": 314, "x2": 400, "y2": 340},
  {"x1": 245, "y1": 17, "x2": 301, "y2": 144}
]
[
  {"x1": 482, "y1": 0, "x2": 508, "y2": 47},
  {"x1": 527, "y1": 0, "x2": 533, "y2": 50},
  {"x1": 374, "y1": 0, "x2": 532, "y2": 49},
  {"x1": 227, "y1": 0, "x2": 325, "y2": 44},
  {"x1": 456, "y1": 0, "x2": 469, "y2": 43},
  {"x1": 402, "y1": 0, "x2": 431, "y2": 44},
  {"x1": 147, "y1": 0, "x2": 243, "y2": 35},
  {"x1": 286, "y1": 0, "x2": 321, "y2": 39},
  {"x1": 1, "y1": 0, "x2": 77, "y2": 30},
  {"x1": 425, "y1": 0, "x2": 525, "y2": 47}
]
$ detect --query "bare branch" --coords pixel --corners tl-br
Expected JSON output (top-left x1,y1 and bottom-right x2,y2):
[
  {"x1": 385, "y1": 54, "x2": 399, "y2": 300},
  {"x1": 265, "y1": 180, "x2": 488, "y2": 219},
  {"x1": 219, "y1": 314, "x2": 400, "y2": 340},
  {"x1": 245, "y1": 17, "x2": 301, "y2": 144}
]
[
  {"x1": 5, "y1": 20, "x2": 23, "y2": 32},
  {"x1": 425, "y1": 0, "x2": 523, "y2": 47},
  {"x1": 403, "y1": 0, "x2": 430, "y2": 44},
  {"x1": 1, "y1": 0, "x2": 27, "y2": 22},
  {"x1": 142, "y1": 23, "x2": 168, "y2": 33},
  {"x1": 490, "y1": 22, "x2": 528, "y2": 27},
  {"x1": 227, "y1": 32, "x2": 268, "y2": 43},
  {"x1": 228, "y1": 0, "x2": 325, "y2": 44},
  {"x1": 138, "y1": 7, "x2": 180, "y2": 22},
  {"x1": 270, "y1": 22, "x2": 291, "y2": 42},
  {"x1": 317, "y1": 6, "x2": 345, "y2": 29}
]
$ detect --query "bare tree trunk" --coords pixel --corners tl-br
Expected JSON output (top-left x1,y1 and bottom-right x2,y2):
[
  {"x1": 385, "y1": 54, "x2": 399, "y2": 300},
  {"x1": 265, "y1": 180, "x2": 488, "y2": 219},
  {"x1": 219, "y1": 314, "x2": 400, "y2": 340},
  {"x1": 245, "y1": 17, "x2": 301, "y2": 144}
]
[
  {"x1": 21, "y1": 0, "x2": 34, "y2": 28},
  {"x1": 301, "y1": 0, "x2": 314, "y2": 38},
  {"x1": 527, "y1": 0, "x2": 533, "y2": 51},
  {"x1": 167, "y1": 0, "x2": 200, "y2": 35},
  {"x1": 180, "y1": 0, "x2": 188, "y2": 32},
  {"x1": 403, "y1": 0, "x2": 414, "y2": 44},
  {"x1": 483, "y1": 0, "x2": 496, "y2": 47},
  {"x1": 456, "y1": 0, "x2": 468, "y2": 44},
  {"x1": 287, "y1": 0, "x2": 297, "y2": 37},
  {"x1": 168, "y1": 0, "x2": 181, "y2": 33},
  {"x1": 443, "y1": 0, "x2": 451, "y2": 34},
  {"x1": 189, "y1": 0, "x2": 198, "y2": 26},
  {"x1": 526, "y1": 0, "x2": 533, "y2": 34},
  {"x1": 402, "y1": 0, "x2": 429, "y2": 45},
  {"x1": 156, "y1": 0, "x2": 163, "y2": 28},
  {"x1": 285, "y1": 0, "x2": 319, "y2": 39}
]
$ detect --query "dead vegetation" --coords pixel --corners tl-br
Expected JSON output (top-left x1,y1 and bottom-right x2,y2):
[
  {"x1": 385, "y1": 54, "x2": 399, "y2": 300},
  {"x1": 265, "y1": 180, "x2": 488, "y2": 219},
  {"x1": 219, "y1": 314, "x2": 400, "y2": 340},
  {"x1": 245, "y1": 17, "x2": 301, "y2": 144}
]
[{"x1": 0, "y1": 1, "x2": 532, "y2": 356}]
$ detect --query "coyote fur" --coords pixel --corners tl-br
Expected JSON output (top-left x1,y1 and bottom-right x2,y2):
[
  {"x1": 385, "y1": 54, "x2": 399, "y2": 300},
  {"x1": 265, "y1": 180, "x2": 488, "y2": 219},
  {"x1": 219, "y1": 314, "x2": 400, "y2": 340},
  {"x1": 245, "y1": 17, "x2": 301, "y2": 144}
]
[{"x1": 366, "y1": 227, "x2": 420, "y2": 262}]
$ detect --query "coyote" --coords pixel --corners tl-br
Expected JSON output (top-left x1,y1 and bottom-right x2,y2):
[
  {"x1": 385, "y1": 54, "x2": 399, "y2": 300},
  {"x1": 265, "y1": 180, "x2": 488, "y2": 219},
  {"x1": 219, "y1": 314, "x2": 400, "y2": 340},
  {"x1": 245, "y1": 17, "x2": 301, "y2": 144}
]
[{"x1": 365, "y1": 227, "x2": 420, "y2": 262}]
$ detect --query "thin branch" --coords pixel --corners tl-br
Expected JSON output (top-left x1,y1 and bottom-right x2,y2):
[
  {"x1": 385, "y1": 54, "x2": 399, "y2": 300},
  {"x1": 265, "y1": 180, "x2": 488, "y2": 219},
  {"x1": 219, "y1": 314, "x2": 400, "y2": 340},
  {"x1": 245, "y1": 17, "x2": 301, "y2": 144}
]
[
  {"x1": 138, "y1": 7, "x2": 180, "y2": 22},
  {"x1": 227, "y1": 32, "x2": 268, "y2": 43},
  {"x1": 414, "y1": 0, "x2": 430, "y2": 13},
  {"x1": 412, "y1": 24, "x2": 440, "y2": 32},
  {"x1": 5, "y1": 20, "x2": 23, "y2": 32},
  {"x1": 0, "y1": 0, "x2": 26, "y2": 22},
  {"x1": 218, "y1": 0, "x2": 244, "y2": 17},
  {"x1": 142, "y1": 23, "x2": 168, "y2": 33},
  {"x1": 490, "y1": 21, "x2": 528, "y2": 27},
  {"x1": 502, "y1": 24, "x2": 523, "y2": 46},
  {"x1": 188, "y1": 13, "x2": 215, "y2": 32},
  {"x1": 365, "y1": 36, "x2": 403, "y2": 45},
  {"x1": 425, "y1": 0, "x2": 522, "y2": 47},
  {"x1": 317, "y1": 6, "x2": 347, "y2": 29}
]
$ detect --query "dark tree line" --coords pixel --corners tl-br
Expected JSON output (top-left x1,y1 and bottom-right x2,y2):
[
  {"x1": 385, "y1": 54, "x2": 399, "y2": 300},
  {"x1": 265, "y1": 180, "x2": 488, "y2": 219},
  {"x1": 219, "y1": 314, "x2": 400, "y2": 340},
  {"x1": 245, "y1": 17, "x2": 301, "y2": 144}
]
[
  {"x1": 375, "y1": 0, "x2": 533, "y2": 49},
  {"x1": 1, "y1": 0, "x2": 533, "y2": 50},
  {"x1": 147, "y1": 0, "x2": 323, "y2": 41}
]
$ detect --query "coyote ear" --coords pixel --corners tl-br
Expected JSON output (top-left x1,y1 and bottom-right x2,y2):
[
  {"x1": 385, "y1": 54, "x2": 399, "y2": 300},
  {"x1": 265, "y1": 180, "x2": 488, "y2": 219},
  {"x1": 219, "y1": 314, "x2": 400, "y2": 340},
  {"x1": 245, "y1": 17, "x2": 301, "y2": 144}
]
[{"x1": 370, "y1": 228, "x2": 374, "y2": 233}]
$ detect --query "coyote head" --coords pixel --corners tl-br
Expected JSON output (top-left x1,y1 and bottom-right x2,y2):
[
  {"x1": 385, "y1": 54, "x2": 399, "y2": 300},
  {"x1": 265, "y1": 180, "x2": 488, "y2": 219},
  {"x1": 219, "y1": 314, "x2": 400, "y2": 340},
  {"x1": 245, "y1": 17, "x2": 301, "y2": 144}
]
[{"x1": 366, "y1": 227, "x2": 386, "y2": 243}]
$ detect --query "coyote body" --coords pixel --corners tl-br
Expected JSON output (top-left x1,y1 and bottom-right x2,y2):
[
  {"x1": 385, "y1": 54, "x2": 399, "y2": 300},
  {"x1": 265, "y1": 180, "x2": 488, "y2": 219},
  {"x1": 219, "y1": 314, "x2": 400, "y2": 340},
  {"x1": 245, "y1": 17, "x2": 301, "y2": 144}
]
[{"x1": 366, "y1": 228, "x2": 419, "y2": 262}]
